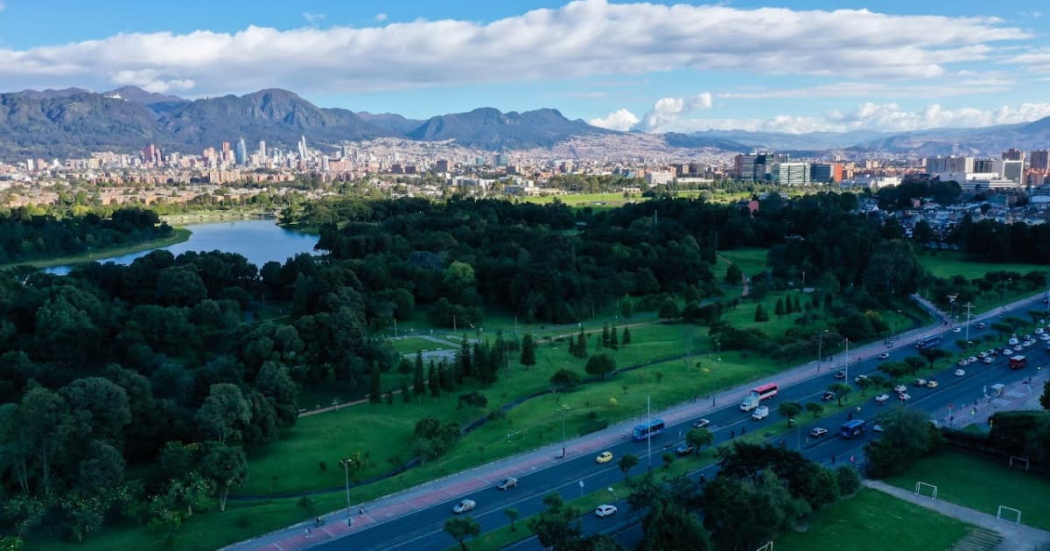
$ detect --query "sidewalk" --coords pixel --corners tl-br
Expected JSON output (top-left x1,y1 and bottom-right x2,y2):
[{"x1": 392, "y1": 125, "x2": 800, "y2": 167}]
[
  {"x1": 864, "y1": 480, "x2": 1050, "y2": 551},
  {"x1": 226, "y1": 291, "x2": 1047, "y2": 551}
]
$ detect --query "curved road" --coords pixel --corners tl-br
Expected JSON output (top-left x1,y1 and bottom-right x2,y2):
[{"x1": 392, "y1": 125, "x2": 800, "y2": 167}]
[{"x1": 228, "y1": 293, "x2": 1050, "y2": 551}]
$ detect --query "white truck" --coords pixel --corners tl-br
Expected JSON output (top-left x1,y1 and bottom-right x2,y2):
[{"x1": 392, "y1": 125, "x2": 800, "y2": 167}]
[
  {"x1": 740, "y1": 394, "x2": 761, "y2": 412},
  {"x1": 751, "y1": 406, "x2": 769, "y2": 421}
]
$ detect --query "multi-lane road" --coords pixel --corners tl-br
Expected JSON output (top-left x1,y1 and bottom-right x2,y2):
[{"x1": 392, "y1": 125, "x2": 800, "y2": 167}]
[{"x1": 305, "y1": 297, "x2": 1048, "y2": 551}]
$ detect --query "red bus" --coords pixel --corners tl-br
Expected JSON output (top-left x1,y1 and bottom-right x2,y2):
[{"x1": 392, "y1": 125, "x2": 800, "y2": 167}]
[
  {"x1": 1009, "y1": 355, "x2": 1027, "y2": 370},
  {"x1": 750, "y1": 383, "x2": 779, "y2": 401}
]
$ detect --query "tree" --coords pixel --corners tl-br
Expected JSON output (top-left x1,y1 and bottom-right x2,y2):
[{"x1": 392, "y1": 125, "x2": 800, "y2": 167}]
[
  {"x1": 609, "y1": 327, "x2": 619, "y2": 350},
  {"x1": 369, "y1": 361, "x2": 382, "y2": 404},
  {"x1": 754, "y1": 303, "x2": 769, "y2": 322},
  {"x1": 444, "y1": 516, "x2": 480, "y2": 551},
  {"x1": 414, "y1": 352, "x2": 425, "y2": 396},
  {"x1": 504, "y1": 508, "x2": 519, "y2": 531},
  {"x1": 1042, "y1": 380, "x2": 1050, "y2": 410},
  {"x1": 855, "y1": 377, "x2": 872, "y2": 396},
  {"x1": 520, "y1": 334, "x2": 537, "y2": 368},
  {"x1": 827, "y1": 383, "x2": 851, "y2": 406},
  {"x1": 196, "y1": 384, "x2": 252, "y2": 445},
  {"x1": 641, "y1": 499, "x2": 712, "y2": 551},
  {"x1": 602, "y1": 325, "x2": 610, "y2": 348},
  {"x1": 864, "y1": 408, "x2": 944, "y2": 478},
  {"x1": 198, "y1": 442, "x2": 248, "y2": 512},
  {"x1": 879, "y1": 361, "x2": 911, "y2": 382},
  {"x1": 686, "y1": 428, "x2": 714, "y2": 451},
  {"x1": 618, "y1": 454, "x2": 639, "y2": 480},
  {"x1": 775, "y1": 298, "x2": 785, "y2": 316},
  {"x1": 836, "y1": 465, "x2": 862, "y2": 496},
  {"x1": 528, "y1": 493, "x2": 582, "y2": 550},
  {"x1": 658, "y1": 299, "x2": 681, "y2": 320},
  {"x1": 622, "y1": 327, "x2": 632, "y2": 346},
  {"x1": 550, "y1": 369, "x2": 581, "y2": 392},
  {"x1": 777, "y1": 401, "x2": 802, "y2": 421},
  {"x1": 586, "y1": 353, "x2": 617, "y2": 379},
  {"x1": 919, "y1": 347, "x2": 947, "y2": 369},
  {"x1": 904, "y1": 356, "x2": 926, "y2": 374},
  {"x1": 805, "y1": 402, "x2": 824, "y2": 418},
  {"x1": 726, "y1": 263, "x2": 743, "y2": 286},
  {"x1": 401, "y1": 380, "x2": 411, "y2": 403},
  {"x1": 457, "y1": 391, "x2": 488, "y2": 410},
  {"x1": 59, "y1": 377, "x2": 131, "y2": 446},
  {"x1": 621, "y1": 295, "x2": 634, "y2": 319}
]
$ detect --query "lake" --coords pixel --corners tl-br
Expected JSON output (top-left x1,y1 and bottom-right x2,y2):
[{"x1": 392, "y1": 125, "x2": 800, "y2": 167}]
[{"x1": 46, "y1": 219, "x2": 318, "y2": 275}]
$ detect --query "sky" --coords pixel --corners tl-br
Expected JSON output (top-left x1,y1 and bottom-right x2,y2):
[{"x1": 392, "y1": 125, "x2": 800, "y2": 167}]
[{"x1": 1, "y1": 0, "x2": 1050, "y2": 134}]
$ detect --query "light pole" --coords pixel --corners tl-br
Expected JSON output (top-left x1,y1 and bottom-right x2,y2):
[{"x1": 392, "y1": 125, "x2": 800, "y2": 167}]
[
  {"x1": 947, "y1": 295, "x2": 957, "y2": 327},
  {"x1": 608, "y1": 487, "x2": 618, "y2": 506},
  {"x1": 964, "y1": 302, "x2": 973, "y2": 346},
  {"x1": 339, "y1": 458, "x2": 353, "y2": 519},
  {"x1": 816, "y1": 330, "x2": 828, "y2": 370},
  {"x1": 557, "y1": 405, "x2": 570, "y2": 458},
  {"x1": 843, "y1": 337, "x2": 851, "y2": 390}
]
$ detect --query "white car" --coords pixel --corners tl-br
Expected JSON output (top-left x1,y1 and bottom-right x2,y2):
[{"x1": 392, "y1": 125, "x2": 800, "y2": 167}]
[
  {"x1": 898, "y1": 393, "x2": 912, "y2": 401},
  {"x1": 1040, "y1": 334, "x2": 1050, "y2": 341},
  {"x1": 1003, "y1": 347, "x2": 1014, "y2": 355},
  {"x1": 752, "y1": 406, "x2": 770, "y2": 421},
  {"x1": 1036, "y1": 328, "x2": 1044, "y2": 335},
  {"x1": 914, "y1": 378, "x2": 927, "y2": 386},
  {"x1": 595, "y1": 504, "x2": 618, "y2": 518},
  {"x1": 983, "y1": 357, "x2": 994, "y2": 364},
  {"x1": 958, "y1": 359, "x2": 970, "y2": 367},
  {"x1": 1009, "y1": 337, "x2": 1020, "y2": 346},
  {"x1": 873, "y1": 424, "x2": 884, "y2": 432},
  {"x1": 978, "y1": 352, "x2": 988, "y2": 359},
  {"x1": 453, "y1": 499, "x2": 476, "y2": 514},
  {"x1": 953, "y1": 327, "x2": 962, "y2": 333},
  {"x1": 968, "y1": 356, "x2": 978, "y2": 364},
  {"x1": 893, "y1": 385, "x2": 908, "y2": 393},
  {"x1": 875, "y1": 394, "x2": 890, "y2": 404},
  {"x1": 878, "y1": 352, "x2": 890, "y2": 360},
  {"x1": 955, "y1": 369, "x2": 966, "y2": 377}
]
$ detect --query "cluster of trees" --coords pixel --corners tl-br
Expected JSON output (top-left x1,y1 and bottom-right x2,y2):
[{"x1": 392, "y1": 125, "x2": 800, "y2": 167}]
[
  {"x1": 0, "y1": 207, "x2": 171, "y2": 264},
  {"x1": 876, "y1": 180, "x2": 963, "y2": 210},
  {"x1": 864, "y1": 409, "x2": 945, "y2": 479}
]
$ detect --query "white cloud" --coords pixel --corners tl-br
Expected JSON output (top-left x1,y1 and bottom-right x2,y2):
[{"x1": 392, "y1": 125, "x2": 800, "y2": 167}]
[
  {"x1": 717, "y1": 79, "x2": 1015, "y2": 100},
  {"x1": 0, "y1": 0, "x2": 1029, "y2": 96},
  {"x1": 302, "y1": 12, "x2": 326, "y2": 23},
  {"x1": 682, "y1": 101, "x2": 1050, "y2": 134},
  {"x1": 634, "y1": 93, "x2": 713, "y2": 131},
  {"x1": 589, "y1": 108, "x2": 640, "y2": 131},
  {"x1": 0, "y1": 2, "x2": 6, "y2": 12},
  {"x1": 375, "y1": 13, "x2": 388, "y2": 23}
]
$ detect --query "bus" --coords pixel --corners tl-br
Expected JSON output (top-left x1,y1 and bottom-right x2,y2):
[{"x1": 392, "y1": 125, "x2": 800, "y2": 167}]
[
  {"x1": 1009, "y1": 355, "x2": 1027, "y2": 370},
  {"x1": 915, "y1": 335, "x2": 941, "y2": 350},
  {"x1": 740, "y1": 383, "x2": 779, "y2": 411},
  {"x1": 840, "y1": 419, "x2": 867, "y2": 439},
  {"x1": 632, "y1": 418, "x2": 666, "y2": 441}
]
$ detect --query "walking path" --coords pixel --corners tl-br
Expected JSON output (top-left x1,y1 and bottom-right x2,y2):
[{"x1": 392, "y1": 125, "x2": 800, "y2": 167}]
[
  {"x1": 225, "y1": 291, "x2": 1048, "y2": 551},
  {"x1": 864, "y1": 480, "x2": 1050, "y2": 551}
]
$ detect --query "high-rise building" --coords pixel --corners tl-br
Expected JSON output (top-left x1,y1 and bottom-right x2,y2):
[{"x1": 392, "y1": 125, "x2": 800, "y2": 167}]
[
  {"x1": 143, "y1": 144, "x2": 162, "y2": 166},
  {"x1": 1002, "y1": 148, "x2": 1024, "y2": 161},
  {"x1": 221, "y1": 142, "x2": 231, "y2": 163},
  {"x1": 435, "y1": 159, "x2": 451, "y2": 172},
  {"x1": 733, "y1": 154, "x2": 758, "y2": 181},
  {"x1": 494, "y1": 153, "x2": 509, "y2": 167},
  {"x1": 924, "y1": 156, "x2": 974, "y2": 175},
  {"x1": 810, "y1": 163, "x2": 843, "y2": 183},
  {"x1": 972, "y1": 159, "x2": 996, "y2": 173},
  {"x1": 770, "y1": 162, "x2": 811, "y2": 185},
  {"x1": 258, "y1": 141, "x2": 267, "y2": 159},
  {"x1": 298, "y1": 136, "x2": 308, "y2": 160},
  {"x1": 1030, "y1": 150, "x2": 1050, "y2": 170},
  {"x1": 235, "y1": 138, "x2": 248, "y2": 166}
]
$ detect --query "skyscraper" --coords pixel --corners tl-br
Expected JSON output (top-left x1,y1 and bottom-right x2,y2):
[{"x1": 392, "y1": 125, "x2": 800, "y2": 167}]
[
  {"x1": 221, "y1": 142, "x2": 231, "y2": 163},
  {"x1": 258, "y1": 141, "x2": 267, "y2": 159},
  {"x1": 1030, "y1": 150, "x2": 1049, "y2": 171},
  {"x1": 298, "y1": 136, "x2": 308, "y2": 160},
  {"x1": 235, "y1": 138, "x2": 248, "y2": 166}
]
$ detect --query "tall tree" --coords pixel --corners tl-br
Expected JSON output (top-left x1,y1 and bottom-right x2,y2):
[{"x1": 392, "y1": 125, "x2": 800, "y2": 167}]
[
  {"x1": 198, "y1": 442, "x2": 248, "y2": 512},
  {"x1": 414, "y1": 352, "x2": 425, "y2": 396},
  {"x1": 609, "y1": 327, "x2": 619, "y2": 350},
  {"x1": 618, "y1": 454, "x2": 639, "y2": 481},
  {"x1": 443, "y1": 516, "x2": 480, "y2": 551},
  {"x1": 369, "y1": 362, "x2": 382, "y2": 404},
  {"x1": 641, "y1": 500, "x2": 712, "y2": 551},
  {"x1": 586, "y1": 353, "x2": 617, "y2": 379},
  {"x1": 528, "y1": 493, "x2": 582, "y2": 550},
  {"x1": 196, "y1": 384, "x2": 252, "y2": 445},
  {"x1": 622, "y1": 327, "x2": 632, "y2": 346},
  {"x1": 520, "y1": 334, "x2": 537, "y2": 368}
]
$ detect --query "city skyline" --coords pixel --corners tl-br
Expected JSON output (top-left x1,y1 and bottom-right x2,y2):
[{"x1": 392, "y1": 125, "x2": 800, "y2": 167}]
[{"x1": 1, "y1": 1, "x2": 1050, "y2": 135}]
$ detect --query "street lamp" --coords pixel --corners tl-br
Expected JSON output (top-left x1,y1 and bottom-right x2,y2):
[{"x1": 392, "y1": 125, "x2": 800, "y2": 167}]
[
  {"x1": 608, "y1": 487, "x2": 618, "y2": 506},
  {"x1": 339, "y1": 458, "x2": 353, "y2": 519},
  {"x1": 557, "y1": 405, "x2": 571, "y2": 458},
  {"x1": 816, "y1": 330, "x2": 829, "y2": 370},
  {"x1": 947, "y1": 295, "x2": 957, "y2": 327}
]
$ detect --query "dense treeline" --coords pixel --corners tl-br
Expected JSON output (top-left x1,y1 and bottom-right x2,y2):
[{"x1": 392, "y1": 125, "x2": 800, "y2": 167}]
[{"x1": 0, "y1": 207, "x2": 171, "y2": 264}]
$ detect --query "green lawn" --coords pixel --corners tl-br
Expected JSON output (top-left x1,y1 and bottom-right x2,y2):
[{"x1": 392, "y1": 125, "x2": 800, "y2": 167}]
[
  {"x1": 719, "y1": 248, "x2": 769, "y2": 280},
  {"x1": 917, "y1": 251, "x2": 1049, "y2": 281},
  {"x1": 776, "y1": 489, "x2": 972, "y2": 551},
  {"x1": 885, "y1": 449, "x2": 1050, "y2": 531},
  {"x1": 0, "y1": 228, "x2": 192, "y2": 270},
  {"x1": 388, "y1": 336, "x2": 451, "y2": 355}
]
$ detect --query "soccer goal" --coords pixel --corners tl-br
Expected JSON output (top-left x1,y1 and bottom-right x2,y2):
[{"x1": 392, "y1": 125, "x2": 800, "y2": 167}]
[
  {"x1": 754, "y1": 541, "x2": 774, "y2": 551},
  {"x1": 1008, "y1": 456, "x2": 1030, "y2": 471},
  {"x1": 914, "y1": 481, "x2": 938, "y2": 500},
  {"x1": 997, "y1": 505, "x2": 1022, "y2": 526}
]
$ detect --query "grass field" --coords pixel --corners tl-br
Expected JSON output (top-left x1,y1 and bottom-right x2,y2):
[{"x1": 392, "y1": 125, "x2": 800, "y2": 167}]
[
  {"x1": 885, "y1": 449, "x2": 1050, "y2": 531},
  {"x1": 719, "y1": 247, "x2": 769, "y2": 280},
  {"x1": 775, "y1": 489, "x2": 972, "y2": 551},
  {"x1": 388, "y1": 336, "x2": 452, "y2": 355},
  {"x1": 918, "y1": 251, "x2": 1049, "y2": 281},
  {"x1": 0, "y1": 228, "x2": 192, "y2": 270}
]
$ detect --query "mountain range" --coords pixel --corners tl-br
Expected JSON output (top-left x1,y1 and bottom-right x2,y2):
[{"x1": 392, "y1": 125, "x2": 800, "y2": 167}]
[{"x1": 2, "y1": 85, "x2": 1049, "y2": 159}]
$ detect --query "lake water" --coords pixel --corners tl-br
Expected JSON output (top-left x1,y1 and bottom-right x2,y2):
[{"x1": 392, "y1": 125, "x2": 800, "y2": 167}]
[{"x1": 46, "y1": 219, "x2": 318, "y2": 275}]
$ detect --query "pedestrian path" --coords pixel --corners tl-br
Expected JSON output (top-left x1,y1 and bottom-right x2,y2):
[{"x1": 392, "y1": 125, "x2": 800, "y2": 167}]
[
  {"x1": 225, "y1": 291, "x2": 1050, "y2": 551},
  {"x1": 864, "y1": 480, "x2": 1050, "y2": 551}
]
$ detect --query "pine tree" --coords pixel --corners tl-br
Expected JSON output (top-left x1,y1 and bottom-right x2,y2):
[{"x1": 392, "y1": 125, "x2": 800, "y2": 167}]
[
  {"x1": 429, "y1": 363, "x2": 441, "y2": 398},
  {"x1": 440, "y1": 359, "x2": 455, "y2": 391},
  {"x1": 622, "y1": 327, "x2": 632, "y2": 345},
  {"x1": 520, "y1": 333, "x2": 537, "y2": 368},
  {"x1": 775, "y1": 298, "x2": 785, "y2": 316},
  {"x1": 369, "y1": 361, "x2": 382, "y2": 404},
  {"x1": 458, "y1": 337, "x2": 473, "y2": 378},
  {"x1": 568, "y1": 336, "x2": 577, "y2": 357},
  {"x1": 575, "y1": 329, "x2": 588, "y2": 358},
  {"x1": 609, "y1": 327, "x2": 619, "y2": 350},
  {"x1": 755, "y1": 304, "x2": 769, "y2": 322},
  {"x1": 414, "y1": 352, "x2": 425, "y2": 396},
  {"x1": 602, "y1": 324, "x2": 610, "y2": 348}
]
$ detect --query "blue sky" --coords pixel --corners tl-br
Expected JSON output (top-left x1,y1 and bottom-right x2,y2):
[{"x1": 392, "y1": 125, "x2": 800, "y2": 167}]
[{"x1": 1, "y1": 0, "x2": 1049, "y2": 133}]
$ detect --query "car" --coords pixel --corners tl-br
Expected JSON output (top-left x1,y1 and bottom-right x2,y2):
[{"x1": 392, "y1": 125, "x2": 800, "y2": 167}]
[
  {"x1": 958, "y1": 359, "x2": 970, "y2": 367},
  {"x1": 1036, "y1": 328, "x2": 1044, "y2": 335},
  {"x1": 1041, "y1": 334, "x2": 1050, "y2": 341},
  {"x1": 810, "y1": 427, "x2": 828, "y2": 438},
  {"x1": 692, "y1": 419, "x2": 711, "y2": 429},
  {"x1": 595, "y1": 504, "x2": 618, "y2": 518},
  {"x1": 926, "y1": 379, "x2": 938, "y2": 388},
  {"x1": 496, "y1": 477, "x2": 518, "y2": 490},
  {"x1": 752, "y1": 405, "x2": 770, "y2": 420},
  {"x1": 978, "y1": 352, "x2": 988, "y2": 359},
  {"x1": 898, "y1": 393, "x2": 912, "y2": 401},
  {"x1": 953, "y1": 327, "x2": 962, "y2": 333},
  {"x1": 675, "y1": 443, "x2": 696, "y2": 456},
  {"x1": 1003, "y1": 347, "x2": 1014, "y2": 355},
  {"x1": 955, "y1": 369, "x2": 966, "y2": 377},
  {"x1": 914, "y1": 378, "x2": 927, "y2": 386},
  {"x1": 983, "y1": 357, "x2": 994, "y2": 364},
  {"x1": 968, "y1": 356, "x2": 978, "y2": 364},
  {"x1": 893, "y1": 384, "x2": 908, "y2": 393},
  {"x1": 596, "y1": 451, "x2": 613, "y2": 464},
  {"x1": 875, "y1": 394, "x2": 890, "y2": 404},
  {"x1": 873, "y1": 424, "x2": 884, "y2": 432},
  {"x1": 855, "y1": 374, "x2": 868, "y2": 383},
  {"x1": 1009, "y1": 337, "x2": 1020, "y2": 346},
  {"x1": 834, "y1": 370, "x2": 846, "y2": 379},
  {"x1": 453, "y1": 499, "x2": 476, "y2": 514},
  {"x1": 822, "y1": 391, "x2": 836, "y2": 401},
  {"x1": 1023, "y1": 341, "x2": 1035, "y2": 348},
  {"x1": 878, "y1": 352, "x2": 890, "y2": 360}
]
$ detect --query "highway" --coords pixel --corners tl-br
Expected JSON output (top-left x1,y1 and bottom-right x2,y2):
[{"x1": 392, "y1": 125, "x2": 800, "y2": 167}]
[{"x1": 309, "y1": 298, "x2": 1049, "y2": 551}]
